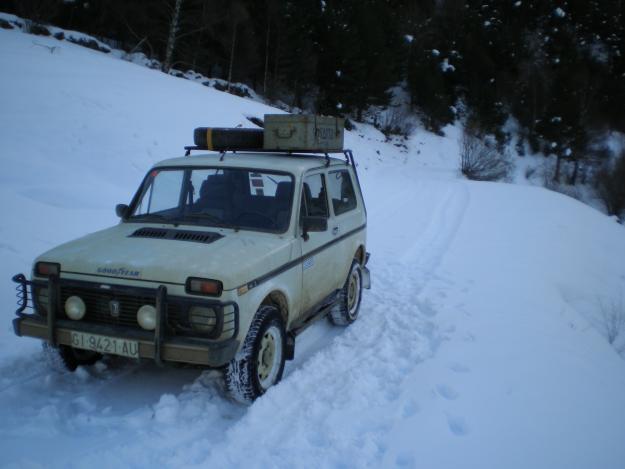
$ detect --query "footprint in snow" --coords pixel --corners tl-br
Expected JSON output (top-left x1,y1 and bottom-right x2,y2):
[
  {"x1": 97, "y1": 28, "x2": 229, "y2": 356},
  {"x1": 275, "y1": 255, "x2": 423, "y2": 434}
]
[
  {"x1": 436, "y1": 384, "x2": 458, "y2": 400},
  {"x1": 415, "y1": 298, "x2": 437, "y2": 318},
  {"x1": 395, "y1": 451, "x2": 416, "y2": 467},
  {"x1": 401, "y1": 399, "x2": 419, "y2": 418},
  {"x1": 447, "y1": 415, "x2": 469, "y2": 436},
  {"x1": 449, "y1": 362, "x2": 470, "y2": 373}
]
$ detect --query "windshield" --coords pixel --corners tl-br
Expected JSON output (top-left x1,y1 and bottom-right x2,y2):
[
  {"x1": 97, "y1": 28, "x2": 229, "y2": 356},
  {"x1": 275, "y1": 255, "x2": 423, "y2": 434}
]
[{"x1": 129, "y1": 167, "x2": 294, "y2": 233}]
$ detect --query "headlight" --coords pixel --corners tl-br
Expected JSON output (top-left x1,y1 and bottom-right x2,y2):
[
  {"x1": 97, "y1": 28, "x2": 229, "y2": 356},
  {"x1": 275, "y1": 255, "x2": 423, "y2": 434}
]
[
  {"x1": 189, "y1": 306, "x2": 217, "y2": 333},
  {"x1": 137, "y1": 305, "x2": 156, "y2": 331},
  {"x1": 35, "y1": 262, "x2": 60, "y2": 277},
  {"x1": 65, "y1": 296, "x2": 86, "y2": 320}
]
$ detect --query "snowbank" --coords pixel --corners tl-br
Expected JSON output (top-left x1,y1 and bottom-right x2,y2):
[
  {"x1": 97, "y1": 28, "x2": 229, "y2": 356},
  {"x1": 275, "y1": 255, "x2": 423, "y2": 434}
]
[{"x1": 1, "y1": 23, "x2": 624, "y2": 469}]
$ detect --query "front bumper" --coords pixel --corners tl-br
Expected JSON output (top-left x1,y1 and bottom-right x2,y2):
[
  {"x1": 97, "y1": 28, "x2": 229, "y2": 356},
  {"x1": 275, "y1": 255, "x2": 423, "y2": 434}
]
[{"x1": 12, "y1": 274, "x2": 239, "y2": 367}]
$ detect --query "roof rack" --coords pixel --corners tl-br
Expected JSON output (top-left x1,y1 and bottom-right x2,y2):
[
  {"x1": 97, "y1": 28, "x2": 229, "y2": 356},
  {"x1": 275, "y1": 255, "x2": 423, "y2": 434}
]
[{"x1": 183, "y1": 146, "x2": 355, "y2": 168}]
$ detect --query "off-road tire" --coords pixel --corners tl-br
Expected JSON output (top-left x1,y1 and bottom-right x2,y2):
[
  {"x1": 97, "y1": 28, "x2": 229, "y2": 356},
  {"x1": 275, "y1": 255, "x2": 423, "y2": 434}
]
[
  {"x1": 42, "y1": 343, "x2": 102, "y2": 372},
  {"x1": 225, "y1": 305, "x2": 286, "y2": 404},
  {"x1": 329, "y1": 260, "x2": 363, "y2": 326}
]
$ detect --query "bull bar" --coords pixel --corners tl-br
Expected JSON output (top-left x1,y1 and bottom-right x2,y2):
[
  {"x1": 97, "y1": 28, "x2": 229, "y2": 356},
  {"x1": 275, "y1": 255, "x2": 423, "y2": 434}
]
[{"x1": 12, "y1": 273, "x2": 240, "y2": 367}]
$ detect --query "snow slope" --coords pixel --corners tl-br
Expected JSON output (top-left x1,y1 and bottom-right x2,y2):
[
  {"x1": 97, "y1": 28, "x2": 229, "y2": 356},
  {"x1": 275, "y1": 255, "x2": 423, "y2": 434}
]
[{"x1": 1, "y1": 24, "x2": 625, "y2": 469}]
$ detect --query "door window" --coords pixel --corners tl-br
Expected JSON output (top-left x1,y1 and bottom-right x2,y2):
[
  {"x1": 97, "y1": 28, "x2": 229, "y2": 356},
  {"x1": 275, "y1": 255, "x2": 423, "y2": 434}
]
[{"x1": 301, "y1": 173, "x2": 329, "y2": 218}]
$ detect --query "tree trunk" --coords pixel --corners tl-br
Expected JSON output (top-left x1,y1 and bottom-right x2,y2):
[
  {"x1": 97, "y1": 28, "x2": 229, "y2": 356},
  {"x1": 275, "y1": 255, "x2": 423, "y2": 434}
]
[
  {"x1": 570, "y1": 159, "x2": 579, "y2": 185},
  {"x1": 263, "y1": 22, "x2": 270, "y2": 95},
  {"x1": 553, "y1": 155, "x2": 562, "y2": 182},
  {"x1": 227, "y1": 23, "x2": 238, "y2": 92},
  {"x1": 163, "y1": 0, "x2": 183, "y2": 73}
]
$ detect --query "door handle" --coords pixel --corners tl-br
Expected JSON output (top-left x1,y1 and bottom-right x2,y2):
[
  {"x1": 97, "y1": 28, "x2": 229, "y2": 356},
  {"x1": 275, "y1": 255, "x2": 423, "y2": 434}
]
[{"x1": 332, "y1": 226, "x2": 339, "y2": 235}]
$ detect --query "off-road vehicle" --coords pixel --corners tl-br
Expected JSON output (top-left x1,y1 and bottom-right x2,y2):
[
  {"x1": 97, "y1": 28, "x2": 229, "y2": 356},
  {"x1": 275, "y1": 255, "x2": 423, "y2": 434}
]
[{"x1": 12, "y1": 114, "x2": 370, "y2": 402}]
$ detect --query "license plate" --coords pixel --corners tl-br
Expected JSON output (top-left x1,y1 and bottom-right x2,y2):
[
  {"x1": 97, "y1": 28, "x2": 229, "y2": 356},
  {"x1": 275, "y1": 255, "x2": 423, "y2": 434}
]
[{"x1": 70, "y1": 331, "x2": 139, "y2": 358}]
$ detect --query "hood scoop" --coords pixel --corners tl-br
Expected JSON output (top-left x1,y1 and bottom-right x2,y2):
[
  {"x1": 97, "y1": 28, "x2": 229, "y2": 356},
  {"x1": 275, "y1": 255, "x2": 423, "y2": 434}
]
[{"x1": 129, "y1": 227, "x2": 223, "y2": 244}]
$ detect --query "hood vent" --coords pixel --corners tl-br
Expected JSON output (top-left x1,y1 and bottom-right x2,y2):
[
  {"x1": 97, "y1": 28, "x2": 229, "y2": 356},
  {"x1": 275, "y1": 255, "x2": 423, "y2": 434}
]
[{"x1": 129, "y1": 227, "x2": 223, "y2": 244}]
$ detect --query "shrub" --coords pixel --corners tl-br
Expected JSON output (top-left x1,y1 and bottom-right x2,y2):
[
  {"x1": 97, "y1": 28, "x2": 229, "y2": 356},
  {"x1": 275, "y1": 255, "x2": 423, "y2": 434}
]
[
  {"x1": 377, "y1": 107, "x2": 415, "y2": 138},
  {"x1": 0, "y1": 18, "x2": 13, "y2": 30},
  {"x1": 67, "y1": 37, "x2": 110, "y2": 53},
  {"x1": 460, "y1": 130, "x2": 511, "y2": 181},
  {"x1": 598, "y1": 295, "x2": 625, "y2": 345},
  {"x1": 596, "y1": 153, "x2": 625, "y2": 218}
]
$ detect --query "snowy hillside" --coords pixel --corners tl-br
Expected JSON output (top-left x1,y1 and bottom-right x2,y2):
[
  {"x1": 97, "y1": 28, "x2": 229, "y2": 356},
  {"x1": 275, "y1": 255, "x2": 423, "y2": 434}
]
[{"x1": 1, "y1": 24, "x2": 625, "y2": 469}]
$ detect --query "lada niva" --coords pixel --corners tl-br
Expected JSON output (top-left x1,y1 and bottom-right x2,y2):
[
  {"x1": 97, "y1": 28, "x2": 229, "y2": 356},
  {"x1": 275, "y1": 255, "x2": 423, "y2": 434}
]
[{"x1": 12, "y1": 116, "x2": 370, "y2": 402}]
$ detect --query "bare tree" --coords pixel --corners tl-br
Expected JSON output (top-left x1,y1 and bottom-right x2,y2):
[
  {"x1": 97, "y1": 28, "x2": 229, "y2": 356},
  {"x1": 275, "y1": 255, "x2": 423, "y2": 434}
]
[
  {"x1": 598, "y1": 295, "x2": 625, "y2": 345},
  {"x1": 460, "y1": 130, "x2": 511, "y2": 181},
  {"x1": 227, "y1": 1, "x2": 250, "y2": 92},
  {"x1": 162, "y1": 0, "x2": 183, "y2": 72}
]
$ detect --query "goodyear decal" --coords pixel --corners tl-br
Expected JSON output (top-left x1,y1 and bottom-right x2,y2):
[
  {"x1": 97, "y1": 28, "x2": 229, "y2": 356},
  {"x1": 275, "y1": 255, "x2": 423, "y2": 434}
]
[{"x1": 97, "y1": 267, "x2": 141, "y2": 278}]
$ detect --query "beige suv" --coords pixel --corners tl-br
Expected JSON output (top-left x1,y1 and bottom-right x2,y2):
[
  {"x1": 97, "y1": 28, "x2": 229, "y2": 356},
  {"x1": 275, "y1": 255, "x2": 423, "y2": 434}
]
[{"x1": 12, "y1": 130, "x2": 370, "y2": 402}]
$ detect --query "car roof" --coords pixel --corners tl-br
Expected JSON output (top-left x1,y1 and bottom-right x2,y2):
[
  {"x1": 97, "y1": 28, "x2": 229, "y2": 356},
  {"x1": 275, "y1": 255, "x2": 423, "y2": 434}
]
[{"x1": 154, "y1": 152, "x2": 348, "y2": 174}]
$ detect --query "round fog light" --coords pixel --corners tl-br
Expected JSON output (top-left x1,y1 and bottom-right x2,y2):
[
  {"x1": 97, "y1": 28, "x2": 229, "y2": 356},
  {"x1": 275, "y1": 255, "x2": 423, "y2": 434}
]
[
  {"x1": 189, "y1": 306, "x2": 217, "y2": 333},
  {"x1": 137, "y1": 305, "x2": 156, "y2": 331},
  {"x1": 65, "y1": 296, "x2": 86, "y2": 320}
]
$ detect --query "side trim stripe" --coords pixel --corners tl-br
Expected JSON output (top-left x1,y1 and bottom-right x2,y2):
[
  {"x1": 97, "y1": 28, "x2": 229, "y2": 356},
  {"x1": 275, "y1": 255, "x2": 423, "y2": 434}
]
[{"x1": 241, "y1": 223, "x2": 366, "y2": 292}]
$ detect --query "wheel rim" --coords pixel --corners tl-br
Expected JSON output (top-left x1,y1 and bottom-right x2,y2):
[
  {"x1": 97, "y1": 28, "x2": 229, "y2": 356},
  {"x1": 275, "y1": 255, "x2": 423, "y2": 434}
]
[
  {"x1": 347, "y1": 267, "x2": 361, "y2": 319},
  {"x1": 257, "y1": 326, "x2": 283, "y2": 390}
]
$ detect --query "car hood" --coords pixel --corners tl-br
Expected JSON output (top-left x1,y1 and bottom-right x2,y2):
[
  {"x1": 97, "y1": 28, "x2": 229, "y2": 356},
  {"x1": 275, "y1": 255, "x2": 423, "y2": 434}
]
[{"x1": 35, "y1": 223, "x2": 296, "y2": 290}]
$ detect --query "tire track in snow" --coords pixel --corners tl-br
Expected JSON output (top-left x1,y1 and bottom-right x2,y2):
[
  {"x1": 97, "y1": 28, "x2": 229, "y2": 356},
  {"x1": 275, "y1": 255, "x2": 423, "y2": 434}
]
[
  {"x1": 0, "y1": 182, "x2": 470, "y2": 469},
  {"x1": 189, "y1": 181, "x2": 471, "y2": 469}
]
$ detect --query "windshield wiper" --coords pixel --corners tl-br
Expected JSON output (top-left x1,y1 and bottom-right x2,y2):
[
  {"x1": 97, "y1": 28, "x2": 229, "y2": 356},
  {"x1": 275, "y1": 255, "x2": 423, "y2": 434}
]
[
  {"x1": 128, "y1": 213, "x2": 178, "y2": 224},
  {"x1": 180, "y1": 213, "x2": 228, "y2": 227}
]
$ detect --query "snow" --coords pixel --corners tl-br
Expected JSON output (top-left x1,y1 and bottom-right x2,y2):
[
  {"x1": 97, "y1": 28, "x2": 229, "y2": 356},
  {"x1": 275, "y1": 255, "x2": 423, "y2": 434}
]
[
  {"x1": 1, "y1": 21, "x2": 625, "y2": 469},
  {"x1": 554, "y1": 7, "x2": 566, "y2": 18},
  {"x1": 440, "y1": 58, "x2": 456, "y2": 72}
]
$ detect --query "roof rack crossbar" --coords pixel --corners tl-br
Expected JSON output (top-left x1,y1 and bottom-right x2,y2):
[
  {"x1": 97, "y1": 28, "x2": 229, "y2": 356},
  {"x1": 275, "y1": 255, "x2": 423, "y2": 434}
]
[{"x1": 183, "y1": 146, "x2": 349, "y2": 156}]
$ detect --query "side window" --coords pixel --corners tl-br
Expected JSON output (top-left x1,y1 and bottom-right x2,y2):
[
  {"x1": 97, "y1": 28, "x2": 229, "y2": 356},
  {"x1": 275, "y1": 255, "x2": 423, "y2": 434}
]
[
  {"x1": 301, "y1": 173, "x2": 328, "y2": 218},
  {"x1": 327, "y1": 170, "x2": 357, "y2": 216}
]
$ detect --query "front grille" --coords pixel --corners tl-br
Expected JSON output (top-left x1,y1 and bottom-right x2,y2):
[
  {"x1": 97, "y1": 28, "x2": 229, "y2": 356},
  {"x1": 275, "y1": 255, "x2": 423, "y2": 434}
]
[{"x1": 60, "y1": 286, "x2": 182, "y2": 328}]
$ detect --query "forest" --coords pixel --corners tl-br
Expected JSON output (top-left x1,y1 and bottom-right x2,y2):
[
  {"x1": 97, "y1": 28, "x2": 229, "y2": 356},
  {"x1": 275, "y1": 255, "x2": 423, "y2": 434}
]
[{"x1": 2, "y1": 0, "x2": 624, "y2": 206}]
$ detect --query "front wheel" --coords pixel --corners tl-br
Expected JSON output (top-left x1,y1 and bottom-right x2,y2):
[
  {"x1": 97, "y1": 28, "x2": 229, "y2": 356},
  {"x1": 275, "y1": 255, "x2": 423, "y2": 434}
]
[
  {"x1": 329, "y1": 260, "x2": 363, "y2": 326},
  {"x1": 225, "y1": 306, "x2": 286, "y2": 404}
]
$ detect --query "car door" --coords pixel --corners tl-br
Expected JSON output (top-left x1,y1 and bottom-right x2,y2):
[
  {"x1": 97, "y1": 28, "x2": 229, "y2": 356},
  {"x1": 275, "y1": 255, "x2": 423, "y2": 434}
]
[
  {"x1": 325, "y1": 167, "x2": 364, "y2": 287},
  {"x1": 299, "y1": 171, "x2": 335, "y2": 314}
]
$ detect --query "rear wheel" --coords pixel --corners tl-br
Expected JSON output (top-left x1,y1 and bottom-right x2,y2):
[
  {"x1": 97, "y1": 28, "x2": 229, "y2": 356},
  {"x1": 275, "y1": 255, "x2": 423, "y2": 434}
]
[
  {"x1": 329, "y1": 260, "x2": 363, "y2": 326},
  {"x1": 43, "y1": 343, "x2": 102, "y2": 372},
  {"x1": 225, "y1": 306, "x2": 286, "y2": 404}
]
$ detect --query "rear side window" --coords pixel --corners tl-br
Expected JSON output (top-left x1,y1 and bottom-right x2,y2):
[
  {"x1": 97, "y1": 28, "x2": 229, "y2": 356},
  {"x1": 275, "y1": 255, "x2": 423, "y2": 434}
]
[{"x1": 327, "y1": 170, "x2": 357, "y2": 216}]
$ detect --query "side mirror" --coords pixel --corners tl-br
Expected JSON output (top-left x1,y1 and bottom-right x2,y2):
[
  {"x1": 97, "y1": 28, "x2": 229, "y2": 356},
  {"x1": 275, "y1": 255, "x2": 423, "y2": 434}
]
[
  {"x1": 301, "y1": 216, "x2": 327, "y2": 241},
  {"x1": 116, "y1": 204, "x2": 130, "y2": 219}
]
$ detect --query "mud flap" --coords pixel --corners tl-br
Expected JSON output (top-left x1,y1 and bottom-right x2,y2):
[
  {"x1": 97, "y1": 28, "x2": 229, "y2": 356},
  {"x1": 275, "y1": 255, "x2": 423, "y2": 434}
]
[
  {"x1": 285, "y1": 333, "x2": 295, "y2": 361},
  {"x1": 362, "y1": 266, "x2": 371, "y2": 289}
]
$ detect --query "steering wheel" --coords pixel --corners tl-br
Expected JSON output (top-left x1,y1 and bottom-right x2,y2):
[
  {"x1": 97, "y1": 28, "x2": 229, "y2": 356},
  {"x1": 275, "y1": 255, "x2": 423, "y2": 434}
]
[{"x1": 233, "y1": 211, "x2": 275, "y2": 228}]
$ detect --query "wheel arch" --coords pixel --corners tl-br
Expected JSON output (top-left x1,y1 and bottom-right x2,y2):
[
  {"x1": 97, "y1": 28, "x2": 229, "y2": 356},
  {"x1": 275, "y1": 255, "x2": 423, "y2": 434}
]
[
  {"x1": 260, "y1": 289, "x2": 289, "y2": 327},
  {"x1": 355, "y1": 245, "x2": 366, "y2": 265}
]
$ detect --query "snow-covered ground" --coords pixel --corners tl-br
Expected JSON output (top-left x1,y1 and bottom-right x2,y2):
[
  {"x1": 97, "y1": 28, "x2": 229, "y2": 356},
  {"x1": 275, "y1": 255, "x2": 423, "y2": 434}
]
[{"x1": 1, "y1": 23, "x2": 625, "y2": 469}]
